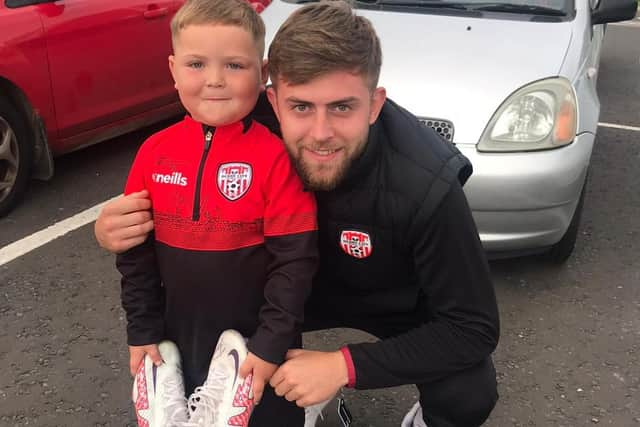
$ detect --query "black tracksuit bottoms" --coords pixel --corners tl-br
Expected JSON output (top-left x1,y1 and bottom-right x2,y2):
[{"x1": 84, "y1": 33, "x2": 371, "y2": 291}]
[{"x1": 248, "y1": 314, "x2": 498, "y2": 427}]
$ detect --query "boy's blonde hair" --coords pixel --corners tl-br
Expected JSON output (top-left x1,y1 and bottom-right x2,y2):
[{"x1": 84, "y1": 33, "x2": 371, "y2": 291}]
[
  {"x1": 268, "y1": 0, "x2": 382, "y2": 90},
  {"x1": 171, "y1": 0, "x2": 266, "y2": 59}
]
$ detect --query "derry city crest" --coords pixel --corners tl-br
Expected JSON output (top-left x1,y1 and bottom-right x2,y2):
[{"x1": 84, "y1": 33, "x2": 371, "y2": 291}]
[
  {"x1": 217, "y1": 163, "x2": 252, "y2": 201},
  {"x1": 340, "y1": 230, "x2": 373, "y2": 259}
]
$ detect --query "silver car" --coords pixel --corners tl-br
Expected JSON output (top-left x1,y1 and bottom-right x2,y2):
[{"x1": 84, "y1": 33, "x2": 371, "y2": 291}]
[{"x1": 261, "y1": 0, "x2": 637, "y2": 262}]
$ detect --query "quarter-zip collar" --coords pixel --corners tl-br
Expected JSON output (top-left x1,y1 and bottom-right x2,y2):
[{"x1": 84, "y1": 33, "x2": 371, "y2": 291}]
[{"x1": 184, "y1": 115, "x2": 254, "y2": 221}]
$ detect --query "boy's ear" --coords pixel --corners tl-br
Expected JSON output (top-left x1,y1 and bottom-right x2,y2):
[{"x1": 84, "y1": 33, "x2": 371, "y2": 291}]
[
  {"x1": 368, "y1": 87, "x2": 387, "y2": 124},
  {"x1": 260, "y1": 59, "x2": 269, "y2": 89},
  {"x1": 266, "y1": 86, "x2": 280, "y2": 122},
  {"x1": 168, "y1": 55, "x2": 178, "y2": 89}
]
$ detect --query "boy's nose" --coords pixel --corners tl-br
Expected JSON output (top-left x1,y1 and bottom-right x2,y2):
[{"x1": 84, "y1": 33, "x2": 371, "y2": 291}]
[{"x1": 206, "y1": 68, "x2": 225, "y2": 88}]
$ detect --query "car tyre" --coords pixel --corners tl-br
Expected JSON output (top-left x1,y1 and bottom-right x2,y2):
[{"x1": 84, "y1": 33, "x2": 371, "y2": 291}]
[
  {"x1": 545, "y1": 177, "x2": 587, "y2": 264},
  {"x1": 0, "y1": 97, "x2": 33, "y2": 217}
]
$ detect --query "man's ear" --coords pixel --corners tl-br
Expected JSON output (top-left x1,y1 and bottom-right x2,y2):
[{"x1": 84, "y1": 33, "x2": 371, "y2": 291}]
[
  {"x1": 168, "y1": 55, "x2": 178, "y2": 90},
  {"x1": 266, "y1": 86, "x2": 281, "y2": 122},
  {"x1": 260, "y1": 59, "x2": 269, "y2": 89},
  {"x1": 368, "y1": 87, "x2": 387, "y2": 124}
]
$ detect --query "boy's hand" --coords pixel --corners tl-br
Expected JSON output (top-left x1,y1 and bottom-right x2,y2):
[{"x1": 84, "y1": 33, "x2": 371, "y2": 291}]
[
  {"x1": 239, "y1": 352, "x2": 278, "y2": 405},
  {"x1": 129, "y1": 344, "x2": 163, "y2": 376}
]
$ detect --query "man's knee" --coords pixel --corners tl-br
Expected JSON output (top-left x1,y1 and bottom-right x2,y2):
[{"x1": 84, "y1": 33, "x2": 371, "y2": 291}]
[{"x1": 418, "y1": 358, "x2": 498, "y2": 426}]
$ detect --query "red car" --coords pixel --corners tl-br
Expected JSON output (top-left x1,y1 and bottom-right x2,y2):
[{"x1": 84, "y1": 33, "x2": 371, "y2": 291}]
[{"x1": 0, "y1": 0, "x2": 187, "y2": 216}]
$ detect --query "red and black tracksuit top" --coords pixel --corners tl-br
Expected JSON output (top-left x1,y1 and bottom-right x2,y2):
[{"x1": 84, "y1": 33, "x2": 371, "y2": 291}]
[{"x1": 116, "y1": 114, "x2": 318, "y2": 393}]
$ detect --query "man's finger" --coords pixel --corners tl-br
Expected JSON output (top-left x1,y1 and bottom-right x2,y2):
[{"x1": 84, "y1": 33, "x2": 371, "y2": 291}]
[
  {"x1": 285, "y1": 348, "x2": 305, "y2": 360},
  {"x1": 284, "y1": 389, "x2": 300, "y2": 403},
  {"x1": 269, "y1": 366, "x2": 285, "y2": 388},
  {"x1": 129, "y1": 190, "x2": 150, "y2": 199},
  {"x1": 273, "y1": 380, "x2": 294, "y2": 397}
]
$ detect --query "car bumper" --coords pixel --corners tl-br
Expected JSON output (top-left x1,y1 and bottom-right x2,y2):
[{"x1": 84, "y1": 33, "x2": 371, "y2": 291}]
[{"x1": 458, "y1": 133, "x2": 594, "y2": 255}]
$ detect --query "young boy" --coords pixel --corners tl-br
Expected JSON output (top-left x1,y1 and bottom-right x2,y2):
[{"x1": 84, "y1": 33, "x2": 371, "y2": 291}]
[{"x1": 117, "y1": 0, "x2": 318, "y2": 425}]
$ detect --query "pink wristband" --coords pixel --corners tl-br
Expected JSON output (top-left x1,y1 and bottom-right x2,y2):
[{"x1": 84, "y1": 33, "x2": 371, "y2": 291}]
[{"x1": 340, "y1": 346, "x2": 356, "y2": 388}]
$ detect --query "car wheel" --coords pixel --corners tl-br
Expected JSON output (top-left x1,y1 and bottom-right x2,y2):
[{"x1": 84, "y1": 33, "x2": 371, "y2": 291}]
[
  {"x1": 0, "y1": 97, "x2": 33, "y2": 217},
  {"x1": 545, "y1": 177, "x2": 587, "y2": 264}
]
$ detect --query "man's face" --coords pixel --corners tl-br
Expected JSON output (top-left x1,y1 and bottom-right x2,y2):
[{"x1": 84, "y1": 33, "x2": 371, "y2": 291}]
[
  {"x1": 169, "y1": 24, "x2": 267, "y2": 126},
  {"x1": 267, "y1": 71, "x2": 386, "y2": 191}
]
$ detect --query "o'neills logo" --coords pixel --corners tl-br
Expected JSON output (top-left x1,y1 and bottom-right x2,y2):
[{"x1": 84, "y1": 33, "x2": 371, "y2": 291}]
[
  {"x1": 151, "y1": 172, "x2": 188, "y2": 186},
  {"x1": 340, "y1": 230, "x2": 373, "y2": 259}
]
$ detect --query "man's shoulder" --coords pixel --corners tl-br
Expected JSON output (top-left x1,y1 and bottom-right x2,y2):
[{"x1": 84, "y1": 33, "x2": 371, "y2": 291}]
[{"x1": 377, "y1": 99, "x2": 471, "y2": 188}]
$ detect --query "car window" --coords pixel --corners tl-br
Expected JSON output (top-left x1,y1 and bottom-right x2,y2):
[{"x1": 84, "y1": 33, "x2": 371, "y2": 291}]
[
  {"x1": 6, "y1": 0, "x2": 55, "y2": 8},
  {"x1": 284, "y1": 0, "x2": 574, "y2": 17}
]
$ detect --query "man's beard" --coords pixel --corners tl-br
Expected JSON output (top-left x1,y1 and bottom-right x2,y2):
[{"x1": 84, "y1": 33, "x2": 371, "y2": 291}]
[
  {"x1": 285, "y1": 147, "x2": 351, "y2": 191},
  {"x1": 295, "y1": 156, "x2": 350, "y2": 191}
]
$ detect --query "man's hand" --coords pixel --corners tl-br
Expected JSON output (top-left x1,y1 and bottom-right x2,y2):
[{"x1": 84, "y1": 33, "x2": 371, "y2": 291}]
[
  {"x1": 94, "y1": 191, "x2": 154, "y2": 253},
  {"x1": 239, "y1": 352, "x2": 278, "y2": 405},
  {"x1": 129, "y1": 343, "x2": 163, "y2": 376},
  {"x1": 270, "y1": 349, "x2": 348, "y2": 407}
]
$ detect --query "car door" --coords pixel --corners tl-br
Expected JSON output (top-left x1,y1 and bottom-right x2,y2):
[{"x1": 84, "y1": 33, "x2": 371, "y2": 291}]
[{"x1": 39, "y1": 0, "x2": 176, "y2": 141}]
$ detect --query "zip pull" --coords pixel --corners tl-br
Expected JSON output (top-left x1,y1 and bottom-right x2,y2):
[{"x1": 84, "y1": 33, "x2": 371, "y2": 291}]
[{"x1": 204, "y1": 129, "x2": 213, "y2": 150}]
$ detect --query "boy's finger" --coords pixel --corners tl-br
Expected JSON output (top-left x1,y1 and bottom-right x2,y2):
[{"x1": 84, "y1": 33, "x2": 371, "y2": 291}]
[
  {"x1": 146, "y1": 346, "x2": 164, "y2": 366},
  {"x1": 239, "y1": 360, "x2": 252, "y2": 379},
  {"x1": 252, "y1": 379, "x2": 265, "y2": 405},
  {"x1": 129, "y1": 354, "x2": 143, "y2": 377}
]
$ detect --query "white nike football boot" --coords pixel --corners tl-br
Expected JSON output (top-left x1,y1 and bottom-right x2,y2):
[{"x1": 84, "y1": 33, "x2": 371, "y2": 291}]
[
  {"x1": 400, "y1": 402, "x2": 428, "y2": 427},
  {"x1": 132, "y1": 340, "x2": 190, "y2": 427},
  {"x1": 304, "y1": 398, "x2": 332, "y2": 427},
  {"x1": 187, "y1": 329, "x2": 255, "y2": 427}
]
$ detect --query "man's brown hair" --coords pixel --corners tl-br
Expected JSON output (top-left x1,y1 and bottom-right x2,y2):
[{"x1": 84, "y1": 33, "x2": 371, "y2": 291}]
[
  {"x1": 171, "y1": 0, "x2": 266, "y2": 59},
  {"x1": 268, "y1": 0, "x2": 382, "y2": 89}
]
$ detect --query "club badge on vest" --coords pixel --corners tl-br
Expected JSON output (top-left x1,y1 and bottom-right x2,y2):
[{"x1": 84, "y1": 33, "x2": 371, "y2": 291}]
[
  {"x1": 217, "y1": 162, "x2": 252, "y2": 201},
  {"x1": 340, "y1": 230, "x2": 373, "y2": 259}
]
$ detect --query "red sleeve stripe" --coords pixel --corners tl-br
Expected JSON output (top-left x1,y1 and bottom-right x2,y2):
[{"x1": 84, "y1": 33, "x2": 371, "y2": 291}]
[{"x1": 340, "y1": 346, "x2": 356, "y2": 388}]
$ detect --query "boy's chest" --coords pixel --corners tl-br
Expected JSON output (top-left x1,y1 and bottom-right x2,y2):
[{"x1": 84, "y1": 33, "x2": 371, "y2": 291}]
[{"x1": 147, "y1": 148, "x2": 264, "y2": 223}]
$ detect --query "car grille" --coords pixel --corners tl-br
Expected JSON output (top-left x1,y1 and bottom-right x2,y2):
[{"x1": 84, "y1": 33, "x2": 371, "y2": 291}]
[{"x1": 418, "y1": 118, "x2": 454, "y2": 142}]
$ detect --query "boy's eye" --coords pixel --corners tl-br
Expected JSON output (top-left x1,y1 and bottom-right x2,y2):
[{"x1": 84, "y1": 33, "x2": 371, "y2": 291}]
[
  {"x1": 188, "y1": 61, "x2": 204, "y2": 69},
  {"x1": 227, "y1": 63, "x2": 244, "y2": 70}
]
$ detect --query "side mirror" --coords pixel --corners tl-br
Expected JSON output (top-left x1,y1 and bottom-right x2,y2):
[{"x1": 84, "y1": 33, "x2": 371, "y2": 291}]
[{"x1": 591, "y1": 0, "x2": 638, "y2": 25}]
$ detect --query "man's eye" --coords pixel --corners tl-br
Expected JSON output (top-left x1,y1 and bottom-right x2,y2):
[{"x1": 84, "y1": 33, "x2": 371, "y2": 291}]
[
  {"x1": 188, "y1": 62, "x2": 203, "y2": 69},
  {"x1": 334, "y1": 104, "x2": 351, "y2": 112},
  {"x1": 293, "y1": 105, "x2": 309, "y2": 113}
]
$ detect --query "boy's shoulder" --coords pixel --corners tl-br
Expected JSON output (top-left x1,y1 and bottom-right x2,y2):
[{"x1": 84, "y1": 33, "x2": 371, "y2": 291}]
[
  {"x1": 141, "y1": 118, "x2": 186, "y2": 149},
  {"x1": 245, "y1": 119, "x2": 287, "y2": 154}
]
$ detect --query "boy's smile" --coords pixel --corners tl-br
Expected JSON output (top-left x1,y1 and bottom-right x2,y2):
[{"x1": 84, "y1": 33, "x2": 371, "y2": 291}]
[{"x1": 169, "y1": 24, "x2": 267, "y2": 127}]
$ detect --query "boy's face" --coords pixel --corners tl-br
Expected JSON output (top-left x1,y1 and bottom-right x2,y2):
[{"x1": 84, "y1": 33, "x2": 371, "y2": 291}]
[
  {"x1": 169, "y1": 24, "x2": 267, "y2": 126},
  {"x1": 267, "y1": 71, "x2": 386, "y2": 191}
]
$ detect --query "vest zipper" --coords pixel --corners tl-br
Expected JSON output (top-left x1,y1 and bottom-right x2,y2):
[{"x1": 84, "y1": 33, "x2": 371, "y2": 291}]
[{"x1": 192, "y1": 128, "x2": 213, "y2": 221}]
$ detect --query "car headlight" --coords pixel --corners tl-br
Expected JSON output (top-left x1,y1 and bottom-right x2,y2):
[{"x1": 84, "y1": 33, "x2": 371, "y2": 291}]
[{"x1": 478, "y1": 77, "x2": 577, "y2": 152}]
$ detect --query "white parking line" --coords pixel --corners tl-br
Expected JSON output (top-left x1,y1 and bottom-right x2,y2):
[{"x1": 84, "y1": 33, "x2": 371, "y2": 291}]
[
  {"x1": 598, "y1": 122, "x2": 640, "y2": 132},
  {"x1": 0, "y1": 195, "x2": 122, "y2": 267}
]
